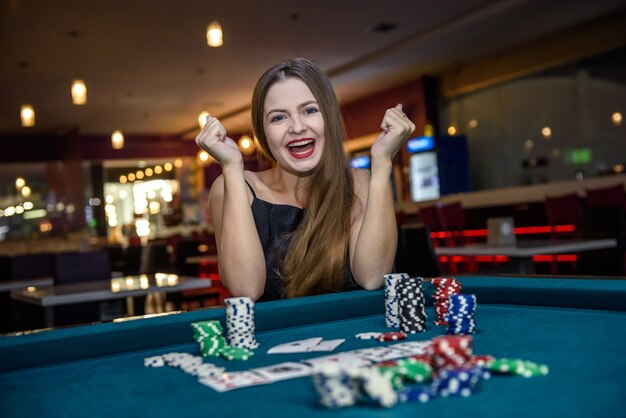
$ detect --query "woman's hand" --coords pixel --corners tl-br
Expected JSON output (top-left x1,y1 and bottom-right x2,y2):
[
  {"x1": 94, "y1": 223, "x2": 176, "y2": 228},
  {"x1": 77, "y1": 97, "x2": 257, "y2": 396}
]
[
  {"x1": 370, "y1": 104, "x2": 415, "y2": 161},
  {"x1": 195, "y1": 115, "x2": 243, "y2": 167}
]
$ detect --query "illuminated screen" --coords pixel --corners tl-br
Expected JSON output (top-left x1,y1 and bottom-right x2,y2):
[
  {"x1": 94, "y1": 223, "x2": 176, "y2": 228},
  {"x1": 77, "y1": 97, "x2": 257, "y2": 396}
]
[
  {"x1": 407, "y1": 136, "x2": 435, "y2": 153},
  {"x1": 350, "y1": 155, "x2": 371, "y2": 169},
  {"x1": 409, "y1": 152, "x2": 440, "y2": 202}
]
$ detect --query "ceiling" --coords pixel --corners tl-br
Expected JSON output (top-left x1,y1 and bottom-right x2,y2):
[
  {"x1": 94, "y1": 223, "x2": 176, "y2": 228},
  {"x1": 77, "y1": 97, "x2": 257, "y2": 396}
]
[{"x1": 1, "y1": 0, "x2": 625, "y2": 140}]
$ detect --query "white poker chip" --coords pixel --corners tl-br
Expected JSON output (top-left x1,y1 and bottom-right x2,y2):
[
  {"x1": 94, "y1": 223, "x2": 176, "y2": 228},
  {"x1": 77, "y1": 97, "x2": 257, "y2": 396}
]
[
  {"x1": 143, "y1": 356, "x2": 165, "y2": 367},
  {"x1": 355, "y1": 332, "x2": 383, "y2": 340}
]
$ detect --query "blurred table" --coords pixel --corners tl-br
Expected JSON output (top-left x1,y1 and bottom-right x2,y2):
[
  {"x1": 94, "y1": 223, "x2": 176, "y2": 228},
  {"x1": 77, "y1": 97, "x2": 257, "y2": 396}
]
[
  {"x1": 0, "y1": 277, "x2": 53, "y2": 292},
  {"x1": 434, "y1": 238, "x2": 617, "y2": 274},
  {"x1": 185, "y1": 255, "x2": 218, "y2": 264},
  {"x1": 11, "y1": 274, "x2": 213, "y2": 328}
]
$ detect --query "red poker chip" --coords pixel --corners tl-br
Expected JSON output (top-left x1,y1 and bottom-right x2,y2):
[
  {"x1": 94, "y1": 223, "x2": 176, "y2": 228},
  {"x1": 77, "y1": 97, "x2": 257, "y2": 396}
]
[
  {"x1": 377, "y1": 360, "x2": 399, "y2": 367},
  {"x1": 468, "y1": 355, "x2": 496, "y2": 367},
  {"x1": 408, "y1": 354, "x2": 432, "y2": 364},
  {"x1": 375, "y1": 332, "x2": 408, "y2": 342},
  {"x1": 431, "y1": 278, "x2": 459, "y2": 286}
]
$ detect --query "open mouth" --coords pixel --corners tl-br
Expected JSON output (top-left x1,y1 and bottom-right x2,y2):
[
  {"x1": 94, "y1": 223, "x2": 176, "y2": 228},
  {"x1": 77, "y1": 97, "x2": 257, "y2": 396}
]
[{"x1": 286, "y1": 138, "x2": 316, "y2": 159}]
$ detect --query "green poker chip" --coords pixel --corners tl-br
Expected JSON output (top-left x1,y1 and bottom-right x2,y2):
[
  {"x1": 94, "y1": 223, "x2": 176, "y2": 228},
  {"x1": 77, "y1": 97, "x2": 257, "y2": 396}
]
[
  {"x1": 395, "y1": 359, "x2": 432, "y2": 383},
  {"x1": 199, "y1": 335, "x2": 227, "y2": 357},
  {"x1": 377, "y1": 366, "x2": 404, "y2": 390},
  {"x1": 219, "y1": 346, "x2": 254, "y2": 361},
  {"x1": 488, "y1": 358, "x2": 549, "y2": 378},
  {"x1": 191, "y1": 320, "x2": 223, "y2": 342}
]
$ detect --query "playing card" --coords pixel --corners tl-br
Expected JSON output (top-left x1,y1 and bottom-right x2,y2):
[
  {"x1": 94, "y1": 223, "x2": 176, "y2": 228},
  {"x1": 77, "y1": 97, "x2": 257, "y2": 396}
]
[
  {"x1": 389, "y1": 340, "x2": 432, "y2": 355},
  {"x1": 252, "y1": 362, "x2": 312, "y2": 382},
  {"x1": 198, "y1": 371, "x2": 270, "y2": 392},
  {"x1": 267, "y1": 337, "x2": 323, "y2": 354},
  {"x1": 350, "y1": 346, "x2": 411, "y2": 362},
  {"x1": 302, "y1": 352, "x2": 372, "y2": 368},
  {"x1": 309, "y1": 339, "x2": 345, "y2": 352}
]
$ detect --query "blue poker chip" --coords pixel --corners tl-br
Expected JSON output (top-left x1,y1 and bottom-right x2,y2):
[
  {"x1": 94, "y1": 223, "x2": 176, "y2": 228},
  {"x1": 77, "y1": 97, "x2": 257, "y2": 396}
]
[{"x1": 397, "y1": 386, "x2": 434, "y2": 403}]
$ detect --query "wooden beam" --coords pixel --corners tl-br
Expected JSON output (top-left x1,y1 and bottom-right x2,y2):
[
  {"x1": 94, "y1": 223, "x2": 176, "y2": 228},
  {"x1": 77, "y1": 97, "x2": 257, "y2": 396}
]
[{"x1": 440, "y1": 10, "x2": 626, "y2": 98}]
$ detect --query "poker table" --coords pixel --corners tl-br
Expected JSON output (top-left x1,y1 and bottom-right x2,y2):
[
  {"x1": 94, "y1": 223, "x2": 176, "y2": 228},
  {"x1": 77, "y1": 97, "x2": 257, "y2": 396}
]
[{"x1": 1, "y1": 275, "x2": 625, "y2": 418}]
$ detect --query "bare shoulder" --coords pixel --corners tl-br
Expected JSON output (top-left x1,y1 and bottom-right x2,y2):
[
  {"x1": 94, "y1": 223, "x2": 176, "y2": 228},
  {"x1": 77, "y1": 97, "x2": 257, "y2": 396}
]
[{"x1": 243, "y1": 169, "x2": 262, "y2": 186}]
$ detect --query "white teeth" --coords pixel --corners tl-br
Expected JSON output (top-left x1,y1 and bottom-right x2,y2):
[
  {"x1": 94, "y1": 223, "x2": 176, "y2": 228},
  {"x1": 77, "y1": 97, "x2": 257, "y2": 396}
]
[{"x1": 287, "y1": 139, "x2": 314, "y2": 148}]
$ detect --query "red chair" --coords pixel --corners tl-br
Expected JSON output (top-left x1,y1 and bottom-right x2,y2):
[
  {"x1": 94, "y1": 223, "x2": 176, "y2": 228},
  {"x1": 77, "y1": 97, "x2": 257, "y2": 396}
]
[
  {"x1": 437, "y1": 201, "x2": 470, "y2": 273},
  {"x1": 417, "y1": 205, "x2": 442, "y2": 233},
  {"x1": 544, "y1": 193, "x2": 582, "y2": 273},
  {"x1": 545, "y1": 193, "x2": 582, "y2": 238},
  {"x1": 437, "y1": 202, "x2": 466, "y2": 247},
  {"x1": 585, "y1": 184, "x2": 626, "y2": 210}
]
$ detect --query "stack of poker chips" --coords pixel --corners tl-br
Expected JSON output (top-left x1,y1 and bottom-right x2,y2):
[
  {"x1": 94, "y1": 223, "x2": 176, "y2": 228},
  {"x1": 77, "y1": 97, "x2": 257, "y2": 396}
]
[
  {"x1": 311, "y1": 365, "x2": 398, "y2": 408},
  {"x1": 427, "y1": 335, "x2": 490, "y2": 398},
  {"x1": 428, "y1": 335, "x2": 474, "y2": 375},
  {"x1": 191, "y1": 320, "x2": 227, "y2": 357},
  {"x1": 144, "y1": 352, "x2": 225, "y2": 378},
  {"x1": 431, "y1": 277, "x2": 461, "y2": 325},
  {"x1": 396, "y1": 277, "x2": 427, "y2": 334},
  {"x1": 311, "y1": 364, "x2": 362, "y2": 408},
  {"x1": 225, "y1": 297, "x2": 259, "y2": 350},
  {"x1": 430, "y1": 366, "x2": 490, "y2": 398},
  {"x1": 487, "y1": 358, "x2": 549, "y2": 378},
  {"x1": 383, "y1": 273, "x2": 409, "y2": 328},
  {"x1": 445, "y1": 294, "x2": 477, "y2": 335}
]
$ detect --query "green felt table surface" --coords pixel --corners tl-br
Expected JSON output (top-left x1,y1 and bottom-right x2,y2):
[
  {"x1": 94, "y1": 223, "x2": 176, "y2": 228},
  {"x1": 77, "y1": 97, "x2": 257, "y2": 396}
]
[{"x1": 1, "y1": 276, "x2": 625, "y2": 418}]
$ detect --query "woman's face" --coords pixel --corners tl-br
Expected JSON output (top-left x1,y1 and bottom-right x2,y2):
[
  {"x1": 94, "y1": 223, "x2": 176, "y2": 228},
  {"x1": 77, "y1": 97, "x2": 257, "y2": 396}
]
[{"x1": 262, "y1": 77, "x2": 325, "y2": 175}]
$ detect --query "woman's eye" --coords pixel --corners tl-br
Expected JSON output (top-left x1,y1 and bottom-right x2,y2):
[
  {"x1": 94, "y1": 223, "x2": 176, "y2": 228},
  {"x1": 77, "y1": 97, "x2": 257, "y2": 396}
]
[
  {"x1": 304, "y1": 107, "x2": 318, "y2": 115},
  {"x1": 270, "y1": 115, "x2": 285, "y2": 123}
]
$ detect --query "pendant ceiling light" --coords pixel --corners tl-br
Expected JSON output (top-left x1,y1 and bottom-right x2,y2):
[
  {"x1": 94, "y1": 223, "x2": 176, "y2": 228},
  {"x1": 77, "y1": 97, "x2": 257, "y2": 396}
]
[
  {"x1": 111, "y1": 130, "x2": 124, "y2": 149},
  {"x1": 20, "y1": 104, "x2": 35, "y2": 127},
  {"x1": 71, "y1": 78, "x2": 87, "y2": 105},
  {"x1": 206, "y1": 21, "x2": 223, "y2": 47},
  {"x1": 238, "y1": 135, "x2": 255, "y2": 155},
  {"x1": 198, "y1": 110, "x2": 209, "y2": 129}
]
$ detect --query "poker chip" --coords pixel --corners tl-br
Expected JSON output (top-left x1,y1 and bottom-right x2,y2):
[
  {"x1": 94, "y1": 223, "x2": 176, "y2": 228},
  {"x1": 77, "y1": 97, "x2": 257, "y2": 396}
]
[
  {"x1": 431, "y1": 277, "x2": 461, "y2": 325},
  {"x1": 143, "y1": 356, "x2": 165, "y2": 367},
  {"x1": 312, "y1": 364, "x2": 400, "y2": 409},
  {"x1": 376, "y1": 366, "x2": 405, "y2": 390},
  {"x1": 468, "y1": 355, "x2": 496, "y2": 367},
  {"x1": 225, "y1": 297, "x2": 260, "y2": 350},
  {"x1": 191, "y1": 320, "x2": 223, "y2": 342},
  {"x1": 445, "y1": 294, "x2": 477, "y2": 335},
  {"x1": 144, "y1": 351, "x2": 226, "y2": 383},
  {"x1": 191, "y1": 320, "x2": 229, "y2": 357},
  {"x1": 431, "y1": 366, "x2": 490, "y2": 398},
  {"x1": 429, "y1": 335, "x2": 474, "y2": 374},
  {"x1": 219, "y1": 346, "x2": 254, "y2": 361},
  {"x1": 355, "y1": 332, "x2": 383, "y2": 340},
  {"x1": 358, "y1": 367, "x2": 398, "y2": 408},
  {"x1": 192, "y1": 363, "x2": 226, "y2": 378},
  {"x1": 383, "y1": 273, "x2": 409, "y2": 328},
  {"x1": 375, "y1": 332, "x2": 407, "y2": 342},
  {"x1": 487, "y1": 358, "x2": 549, "y2": 378},
  {"x1": 395, "y1": 358, "x2": 432, "y2": 383},
  {"x1": 311, "y1": 364, "x2": 361, "y2": 408},
  {"x1": 377, "y1": 358, "x2": 432, "y2": 389},
  {"x1": 397, "y1": 386, "x2": 434, "y2": 403},
  {"x1": 396, "y1": 277, "x2": 427, "y2": 334}
]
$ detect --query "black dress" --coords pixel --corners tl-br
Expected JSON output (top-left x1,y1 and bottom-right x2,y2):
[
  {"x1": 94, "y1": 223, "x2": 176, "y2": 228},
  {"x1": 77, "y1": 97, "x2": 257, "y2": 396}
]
[{"x1": 246, "y1": 182, "x2": 358, "y2": 301}]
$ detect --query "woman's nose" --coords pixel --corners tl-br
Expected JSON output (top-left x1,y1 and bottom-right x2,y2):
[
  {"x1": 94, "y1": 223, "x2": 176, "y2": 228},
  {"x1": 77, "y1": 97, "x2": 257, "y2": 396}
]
[{"x1": 289, "y1": 115, "x2": 305, "y2": 134}]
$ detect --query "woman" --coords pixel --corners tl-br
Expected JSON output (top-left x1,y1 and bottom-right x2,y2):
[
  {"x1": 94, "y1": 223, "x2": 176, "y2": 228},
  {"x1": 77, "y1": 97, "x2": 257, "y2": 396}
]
[{"x1": 196, "y1": 58, "x2": 414, "y2": 301}]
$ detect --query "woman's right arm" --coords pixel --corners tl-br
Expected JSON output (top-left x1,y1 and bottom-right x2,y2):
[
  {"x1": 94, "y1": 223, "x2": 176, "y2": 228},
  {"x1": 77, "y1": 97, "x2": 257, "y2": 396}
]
[{"x1": 196, "y1": 116, "x2": 266, "y2": 300}]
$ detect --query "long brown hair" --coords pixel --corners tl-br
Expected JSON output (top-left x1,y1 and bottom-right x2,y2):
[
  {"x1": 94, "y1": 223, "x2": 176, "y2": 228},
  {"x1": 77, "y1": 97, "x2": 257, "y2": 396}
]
[{"x1": 251, "y1": 58, "x2": 355, "y2": 297}]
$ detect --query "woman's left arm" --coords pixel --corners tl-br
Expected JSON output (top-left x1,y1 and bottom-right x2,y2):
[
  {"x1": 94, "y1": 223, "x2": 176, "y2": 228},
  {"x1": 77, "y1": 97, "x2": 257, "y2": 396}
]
[{"x1": 349, "y1": 104, "x2": 415, "y2": 290}]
